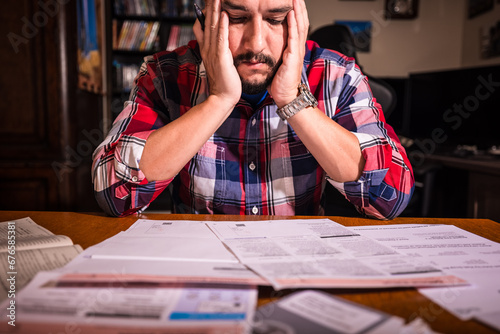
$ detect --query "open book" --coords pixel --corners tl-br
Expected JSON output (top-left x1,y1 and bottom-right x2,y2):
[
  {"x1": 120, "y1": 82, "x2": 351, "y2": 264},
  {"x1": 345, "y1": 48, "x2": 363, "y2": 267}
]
[{"x1": 0, "y1": 217, "x2": 83, "y2": 301}]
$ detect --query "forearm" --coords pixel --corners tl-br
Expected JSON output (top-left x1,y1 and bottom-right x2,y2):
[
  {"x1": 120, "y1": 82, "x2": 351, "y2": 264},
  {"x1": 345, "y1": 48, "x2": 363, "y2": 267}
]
[
  {"x1": 140, "y1": 95, "x2": 235, "y2": 181},
  {"x1": 287, "y1": 106, "x2": 365, "y2": 183}
]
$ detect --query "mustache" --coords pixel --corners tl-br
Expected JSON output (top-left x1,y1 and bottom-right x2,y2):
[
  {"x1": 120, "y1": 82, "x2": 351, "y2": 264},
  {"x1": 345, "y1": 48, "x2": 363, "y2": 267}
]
[{"x1": 233, "y1": 52, "x2": 276, "y2": 68}]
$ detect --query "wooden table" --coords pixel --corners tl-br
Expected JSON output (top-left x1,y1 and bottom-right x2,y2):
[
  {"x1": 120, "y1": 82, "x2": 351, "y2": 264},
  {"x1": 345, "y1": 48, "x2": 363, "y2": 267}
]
[{"x1": 1, "y1": 211, "x2": 499, "y2": 334}]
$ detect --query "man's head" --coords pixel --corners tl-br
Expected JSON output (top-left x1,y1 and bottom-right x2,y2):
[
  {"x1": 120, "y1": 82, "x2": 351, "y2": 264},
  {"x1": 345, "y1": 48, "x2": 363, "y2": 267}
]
[{"x1": 222, "y1": 0, "x2": 292, "y2": 94}]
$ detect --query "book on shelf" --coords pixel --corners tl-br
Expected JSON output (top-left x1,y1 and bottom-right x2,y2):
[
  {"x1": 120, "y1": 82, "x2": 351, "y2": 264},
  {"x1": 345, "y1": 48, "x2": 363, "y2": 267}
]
[
  {"x1": 0, "y1": 217, "x2": 83, "y2": 301},
  {"x1": 113, "y1": 60, "x2": 141, "y2": 92},
  {"x1": 166, "y1": 24, "x2": 195, "y2": 51},
  {"x1": 114, "y1": 0, "x2": 158, "y2": 16},
  {"x1": 161, "y1": 0, "x2": 205, "y2": 18},
  {"x1": 115, "y1": 20, "x2": 160, "y2": 51}
]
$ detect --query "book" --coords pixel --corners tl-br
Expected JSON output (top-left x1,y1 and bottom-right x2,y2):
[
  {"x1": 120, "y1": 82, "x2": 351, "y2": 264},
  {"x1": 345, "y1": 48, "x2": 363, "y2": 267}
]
[
  {"x1": 0, "y1": 217, "x2": 83, "y2": 301},
  {"x1": 166, "y1": 24, "x2": 180, "y2": 51}
]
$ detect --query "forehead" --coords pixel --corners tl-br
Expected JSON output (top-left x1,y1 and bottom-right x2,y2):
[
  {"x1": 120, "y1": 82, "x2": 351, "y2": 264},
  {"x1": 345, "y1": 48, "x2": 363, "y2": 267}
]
[{"x1": 221, "y1": 0, "x2": 293, "y2": 12}]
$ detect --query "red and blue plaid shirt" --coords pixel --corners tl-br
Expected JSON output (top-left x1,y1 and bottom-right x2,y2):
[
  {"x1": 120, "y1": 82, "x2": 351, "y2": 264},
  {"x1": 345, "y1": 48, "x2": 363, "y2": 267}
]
[{"x1": 92, "y1": 40, "x2": 414, "y2": 218}]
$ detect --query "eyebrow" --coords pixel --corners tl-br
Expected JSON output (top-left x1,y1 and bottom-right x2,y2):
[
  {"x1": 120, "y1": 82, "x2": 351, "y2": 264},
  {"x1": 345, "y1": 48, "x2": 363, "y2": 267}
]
[{"x1": 222, "y1": 1, "x2": 292, "y2": 14}]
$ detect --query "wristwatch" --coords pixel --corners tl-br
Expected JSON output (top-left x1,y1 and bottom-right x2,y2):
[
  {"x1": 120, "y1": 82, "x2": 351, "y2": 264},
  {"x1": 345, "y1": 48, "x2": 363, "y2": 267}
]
[{"x1": 276, "y1": 83, "x2": 318, "y2": 121}]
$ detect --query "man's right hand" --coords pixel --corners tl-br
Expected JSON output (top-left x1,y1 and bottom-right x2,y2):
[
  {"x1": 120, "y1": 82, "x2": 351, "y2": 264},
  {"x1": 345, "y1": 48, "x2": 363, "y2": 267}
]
[{"x1": 193, "y1": 0, "x2": 242, "y2": 110}]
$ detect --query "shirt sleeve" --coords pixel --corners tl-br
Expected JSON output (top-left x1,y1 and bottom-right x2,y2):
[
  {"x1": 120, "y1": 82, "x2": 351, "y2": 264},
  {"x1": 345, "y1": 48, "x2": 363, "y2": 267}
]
[
  {"x1": 92, "y1": 56, "x2": 172, "y2": 217},
  {"x1": 325, "y1": 59, "x2": 415, "y2": 220}
]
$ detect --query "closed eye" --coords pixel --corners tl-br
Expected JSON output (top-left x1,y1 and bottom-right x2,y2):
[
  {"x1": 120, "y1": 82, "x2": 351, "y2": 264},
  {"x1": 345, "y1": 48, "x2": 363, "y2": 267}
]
[
  {"x1": 267, "y1": 18, "x2": 285, "y2": 25},
  {"x1": 228, "y1": 15, "x2": 248, "y2": 24}
]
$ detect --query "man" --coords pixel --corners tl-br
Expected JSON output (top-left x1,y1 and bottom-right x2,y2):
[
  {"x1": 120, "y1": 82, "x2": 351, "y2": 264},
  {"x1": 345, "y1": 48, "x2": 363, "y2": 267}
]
[{"x1": 92, "y1": 0, "x2": 414, "y2": 218}]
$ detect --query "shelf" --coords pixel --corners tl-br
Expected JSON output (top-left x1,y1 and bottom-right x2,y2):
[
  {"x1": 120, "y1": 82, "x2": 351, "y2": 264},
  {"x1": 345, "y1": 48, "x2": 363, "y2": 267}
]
[
  {"x1": 114, "y1": 14, "x2": 195, "y2": 23},
  {"x1": 107, "y1": 0, "x2": 202, "y2": 123},
  {"x1": 113, "y1": 49, "x2": 157, "y2": 56}
]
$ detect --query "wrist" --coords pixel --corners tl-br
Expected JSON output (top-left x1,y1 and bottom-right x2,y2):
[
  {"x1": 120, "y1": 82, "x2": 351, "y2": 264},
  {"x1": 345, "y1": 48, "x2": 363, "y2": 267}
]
[
  {"x1": 273, "y1": 88, "x2": 301, "y2": 109},
  {"x1": 275, "y1": 83, "x2": 318, "y2": 121},
  {"x1": 206, "y1": 94, "x2": 238, "y2": 114}
]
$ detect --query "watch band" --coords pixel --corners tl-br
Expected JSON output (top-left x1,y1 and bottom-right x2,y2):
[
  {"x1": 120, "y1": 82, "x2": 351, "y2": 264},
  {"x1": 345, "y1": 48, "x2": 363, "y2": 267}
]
[{"x1": 276, "y1": 83, "x2": 318, "y2": 121}]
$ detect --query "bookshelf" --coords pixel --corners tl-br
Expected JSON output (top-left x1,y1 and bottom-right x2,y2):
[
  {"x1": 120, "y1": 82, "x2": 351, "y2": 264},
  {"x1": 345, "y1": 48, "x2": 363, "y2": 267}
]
[{"x1": 107, "y1": 0, "x2": 203, "y2": 119}]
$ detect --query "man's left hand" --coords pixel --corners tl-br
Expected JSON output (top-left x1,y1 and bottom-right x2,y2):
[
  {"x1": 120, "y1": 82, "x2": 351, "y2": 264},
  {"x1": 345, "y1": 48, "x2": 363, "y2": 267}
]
[{"x1": 268, "y1": 0, "x2": 309, "y2": 108}]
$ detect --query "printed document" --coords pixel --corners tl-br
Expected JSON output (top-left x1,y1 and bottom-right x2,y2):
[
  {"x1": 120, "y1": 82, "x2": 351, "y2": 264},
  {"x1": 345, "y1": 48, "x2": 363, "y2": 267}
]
[
  {"x1": 206, "y1": 219, "x2": 466, "y2": 290},
  {"x1": 60, "y1": 219, "x2": 266, "y2": 285},
  {"x1": 350, "y1": 223, "x2": 500, "y2": 330},
  {"x1": 0, "y1": 271, "x2": 257, "y2": 334}
]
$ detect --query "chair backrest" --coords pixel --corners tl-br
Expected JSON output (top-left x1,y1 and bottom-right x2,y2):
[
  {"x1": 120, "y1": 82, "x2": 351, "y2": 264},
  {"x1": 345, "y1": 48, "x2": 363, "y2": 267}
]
[
  {"x1": 308, "y1": 24, "x2": 397, "y2": 118},
  {"x1": 308, "y1": 24, "x2": 359, "y2": 62}
]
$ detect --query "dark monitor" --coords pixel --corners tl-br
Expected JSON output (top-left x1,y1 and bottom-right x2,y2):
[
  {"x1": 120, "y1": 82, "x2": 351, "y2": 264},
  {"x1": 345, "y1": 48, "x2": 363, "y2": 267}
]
[{"x1": 404, "y1": 65, "x2": 500, "y2": 152}]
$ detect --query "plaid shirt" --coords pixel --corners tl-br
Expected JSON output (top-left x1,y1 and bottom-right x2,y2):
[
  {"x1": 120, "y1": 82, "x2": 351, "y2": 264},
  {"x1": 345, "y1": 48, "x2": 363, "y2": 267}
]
[{"x1": 92, "y1": 40, "x2": 414, "y2": 218}]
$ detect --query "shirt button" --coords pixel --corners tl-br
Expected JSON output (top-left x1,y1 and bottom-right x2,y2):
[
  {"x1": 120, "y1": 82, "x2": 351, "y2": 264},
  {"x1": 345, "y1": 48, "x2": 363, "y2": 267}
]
[
  {"x1": 252, "y1": 206, "x2": 259, "y2": 214},
  {"x1": 251, "y1": 118, "x2": 256, "y2": 126},
  {"x1": 131, "y1": 176, "x2": 138, "y2": 182},
  {"x1": 249, "y1": 162, "x2": 256, "y2": 171}
]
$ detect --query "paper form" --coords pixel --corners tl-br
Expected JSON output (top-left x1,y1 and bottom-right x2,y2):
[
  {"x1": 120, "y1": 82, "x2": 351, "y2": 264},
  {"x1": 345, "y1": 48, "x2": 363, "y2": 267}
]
[
  {"x1": 207, "y1": 219, "x2": 466, "y2": 290},
  {"x1": 350, "y1": 223, "x2": 500, "y2": 330},
  {"x1": 0, "y1": 271, "x2": 257, "y2": 334},
  {"x1": 252, "y1": 290, "x2": 417, "y2": 334},
  {"x1": 87, "y1": 220, "x2": 239, "y2": 262},
  {"x1": 59, "y1": 219, "x2": 266, "y2": 286}
]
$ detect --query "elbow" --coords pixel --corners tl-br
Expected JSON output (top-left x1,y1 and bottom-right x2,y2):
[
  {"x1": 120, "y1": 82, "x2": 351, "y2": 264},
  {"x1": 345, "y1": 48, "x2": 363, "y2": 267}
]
[
  {"x1": 365, "y1": 183, "x2": 415, "y2": 220},
  {"x1": 94, "y1": 189, "x2": 122, "y2": 217}
]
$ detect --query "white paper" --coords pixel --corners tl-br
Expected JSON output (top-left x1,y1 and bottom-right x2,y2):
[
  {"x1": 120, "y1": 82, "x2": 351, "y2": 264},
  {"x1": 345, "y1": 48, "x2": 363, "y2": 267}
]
[
  {"x1": 0, "y1": 244, "x2": 82, "y2": 296},
  {"x1": 474, "y1": 311, "x2": 500, "y2": 332},
  {"x1": 0, "y1": 217, "x2": 74, "y2": 252},
  {"x1": 278, "y1": 290, "x2": 389, "y2": 333},
  {"x1": 207, "y1": 220, "x2": 465, "y2": 290},
  {"x1": 253, "y1": 290, "x2": 405, "y2": 334},
  {"x1": 59, "y1": 219, "x2": 265, "y2": 286},
  {"x1": 0, "y1": 271, "x2": 257, "y2": 334},
  {"x1": 88, "y1": 220, "x2": 238, "y2": 262},
  {"x1": 350, "y1": 224, "x2": 500, "y2": 325}
]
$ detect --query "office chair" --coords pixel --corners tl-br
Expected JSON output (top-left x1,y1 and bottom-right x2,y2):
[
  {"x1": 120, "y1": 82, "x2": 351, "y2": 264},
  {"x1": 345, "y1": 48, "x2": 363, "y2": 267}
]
[
  {"x1": 309, "y1": 24, "x2": 399, "y2": 217},
  {"x1": 308, "y1": 24, "x2": 397, "y2": 119}
]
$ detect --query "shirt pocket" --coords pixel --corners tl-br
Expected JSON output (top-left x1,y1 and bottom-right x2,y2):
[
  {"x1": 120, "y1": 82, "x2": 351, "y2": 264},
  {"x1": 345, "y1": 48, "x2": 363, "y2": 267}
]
[
  {"x1": 281, "y1": 141, "x2": 320, "y2": 205},
  {"x1": 190, "y1": 142, "x2": 226, "y2": 208}
]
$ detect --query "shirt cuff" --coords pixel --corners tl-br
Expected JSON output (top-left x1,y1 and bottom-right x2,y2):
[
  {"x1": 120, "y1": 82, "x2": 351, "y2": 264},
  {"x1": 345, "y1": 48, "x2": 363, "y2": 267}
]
[
  {"x1": 114, "y1": 130, "x2": 154, "y2": 184},
  {"x1": 327, "y1": 131, "x2": 392, "y2": 208}
]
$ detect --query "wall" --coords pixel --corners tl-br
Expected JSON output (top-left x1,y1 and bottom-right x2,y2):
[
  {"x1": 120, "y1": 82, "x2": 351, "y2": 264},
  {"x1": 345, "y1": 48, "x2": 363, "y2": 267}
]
[
  {"x1": 307, "y1": 0, "x2": 467, "y2": 77},
  {"x1": 461, "y1": 3, "x2": 500, "y2": 67}
]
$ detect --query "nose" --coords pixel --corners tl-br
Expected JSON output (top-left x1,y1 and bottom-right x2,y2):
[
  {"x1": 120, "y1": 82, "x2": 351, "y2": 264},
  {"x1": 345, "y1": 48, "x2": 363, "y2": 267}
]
[{"x1": 243, "y1": 18, "x2": 265, "y2": 53}]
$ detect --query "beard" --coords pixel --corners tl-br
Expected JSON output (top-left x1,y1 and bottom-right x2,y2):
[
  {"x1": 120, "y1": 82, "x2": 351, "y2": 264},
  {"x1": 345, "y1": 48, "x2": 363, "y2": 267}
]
[{"x1": 233, "y1": 51, "x2": 279, "y2": 95}]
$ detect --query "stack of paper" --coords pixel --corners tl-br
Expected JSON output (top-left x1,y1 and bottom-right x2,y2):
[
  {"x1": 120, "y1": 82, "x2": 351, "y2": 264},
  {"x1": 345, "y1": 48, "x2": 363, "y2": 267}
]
[
  {"x1": 3, "y1": 217, "x2": 499, "y2": 332},
  {"x1": 0, "y1": 271, "x2": 257, "y2": 334},
  {"x1": 206, "y1": 219, "x2": 466, "y2": 290},
  {"x1": 351, "y1": 223, "x2": 500, "y2": 332}
]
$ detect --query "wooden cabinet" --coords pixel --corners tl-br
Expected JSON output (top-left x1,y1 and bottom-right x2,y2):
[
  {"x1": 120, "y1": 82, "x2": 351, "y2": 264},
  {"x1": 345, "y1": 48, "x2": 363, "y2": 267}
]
[
  {"x1": 0, "y1": 1, "x2": 200, "y2": 212},
  {"x1": 0, "y1": 2, "x2": 100, "y2": 211},
  {"x1": 424, "y1": 155, "x2": 500, "y2": 222}
]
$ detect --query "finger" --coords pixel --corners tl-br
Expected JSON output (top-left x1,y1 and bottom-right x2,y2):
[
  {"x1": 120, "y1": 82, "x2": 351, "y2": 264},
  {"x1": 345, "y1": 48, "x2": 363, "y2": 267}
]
[
  {"x1": 286, "y1": 9, "x2": 298, "y2": 53},
  {"x1": 203, "y1": 0, "x2": 212, "y2": 41},
  {"x1": 193, "y1": 19, "x2": 204, "y2": 49},
  {"x1": 208, "y1": 0, "x2": 221, "y2": 47},
  {"x1": 218, "y1": 11, "x2": 230, "y2": 52},
  {"x1": 294, "y1": 0, "x2": 309, "y2": 43}
]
